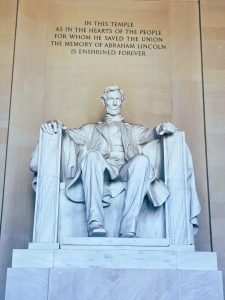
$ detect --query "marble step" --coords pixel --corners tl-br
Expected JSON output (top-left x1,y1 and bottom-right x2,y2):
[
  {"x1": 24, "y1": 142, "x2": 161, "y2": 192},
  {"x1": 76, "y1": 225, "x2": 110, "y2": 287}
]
[
  {"x1": 5, "y1": 267, "x2": 224, "y2": 300},
  {"x1": 12, "y1": 244, "x2": 217, "y2": 271}
]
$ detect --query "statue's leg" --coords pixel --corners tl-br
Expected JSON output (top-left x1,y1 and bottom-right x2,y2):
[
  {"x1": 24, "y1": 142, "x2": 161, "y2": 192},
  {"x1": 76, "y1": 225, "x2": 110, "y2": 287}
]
[
  {"x1": 80, "y1": 151, "x2": 107, "y2": 237},
  {"x1": 119, "y1": 155, "x2": 154, "y2": 237}
]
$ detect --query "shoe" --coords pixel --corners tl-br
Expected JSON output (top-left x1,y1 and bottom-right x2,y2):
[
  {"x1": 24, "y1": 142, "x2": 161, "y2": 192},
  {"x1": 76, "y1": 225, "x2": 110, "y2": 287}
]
[
  {"x1": 120, "y1": 232, "x2": 136, "y2": 238},
  {"x1": 88, "y1": 227, "x2": 107, "y2": 237}
]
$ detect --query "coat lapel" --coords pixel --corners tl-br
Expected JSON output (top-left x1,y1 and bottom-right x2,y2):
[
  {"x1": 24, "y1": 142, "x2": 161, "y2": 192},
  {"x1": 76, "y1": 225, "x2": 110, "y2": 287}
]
[
  {"x1": 120, "y1": 122, "x2": 139, "y2": 159},
  {"x1": 119, "y1": 122, "x2": 129, "y2": 153},
  {"x1": 96, "y1": 122, "x2": 110, "y2": 142},
  {"x1": 95, "y1": 122, "x2": 111, "y2": 152}
]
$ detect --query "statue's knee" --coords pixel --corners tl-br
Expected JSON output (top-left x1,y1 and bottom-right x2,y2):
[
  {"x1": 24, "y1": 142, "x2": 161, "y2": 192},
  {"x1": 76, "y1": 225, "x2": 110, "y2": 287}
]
[
  {"x1": 133, "y1": 155, "x2": 150, "y2": 168},
  {"x1": 85, "y1": 151, "x2": 101, "y2": 162}
]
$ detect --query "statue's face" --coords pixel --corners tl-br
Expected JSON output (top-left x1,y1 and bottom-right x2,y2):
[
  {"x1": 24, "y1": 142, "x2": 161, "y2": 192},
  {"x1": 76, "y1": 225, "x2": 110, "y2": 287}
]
[{"x1": 103, "y1": 90, "x2": 124, "y2": 115}]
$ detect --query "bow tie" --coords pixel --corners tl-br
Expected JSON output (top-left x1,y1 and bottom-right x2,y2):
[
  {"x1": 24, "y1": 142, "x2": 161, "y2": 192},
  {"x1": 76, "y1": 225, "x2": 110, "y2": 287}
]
[{"x1": 105, "y1": 114, "x2": 124, "y2": 123}]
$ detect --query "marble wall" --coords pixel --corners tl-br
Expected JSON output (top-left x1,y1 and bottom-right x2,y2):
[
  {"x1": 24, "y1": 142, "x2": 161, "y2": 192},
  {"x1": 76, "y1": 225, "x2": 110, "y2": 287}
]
[
  {"x1": 201, "y1": 0, "x2": 225, "y2": 287},
  {"x1": 0, "y1": 1, "x2": 18, "y2": 298},
  {"x1": 0, "y1": 0, "x2": 224, "y2": 298},
  {"x1": 0, "y1": 0, "x2": 17, "y2": 231}
]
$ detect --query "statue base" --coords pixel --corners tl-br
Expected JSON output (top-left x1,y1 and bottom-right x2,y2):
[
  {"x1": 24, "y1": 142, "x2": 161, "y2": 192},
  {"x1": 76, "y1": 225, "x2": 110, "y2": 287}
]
[{"x1": 5, "y1": 238, "x2": 224, "y2": 300}]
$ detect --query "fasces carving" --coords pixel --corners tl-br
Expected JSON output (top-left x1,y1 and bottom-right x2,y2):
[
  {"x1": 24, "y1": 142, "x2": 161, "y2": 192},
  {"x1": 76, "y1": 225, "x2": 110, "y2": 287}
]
[{"x1": 30, "y1": 85, "x2": 200, "y2": 244}]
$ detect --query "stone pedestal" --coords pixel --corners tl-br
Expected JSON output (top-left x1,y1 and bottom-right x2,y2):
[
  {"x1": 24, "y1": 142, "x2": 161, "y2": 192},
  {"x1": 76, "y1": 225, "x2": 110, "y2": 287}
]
[{"x1": 5, "y1": 239, "x2": 224, "y2": 300}]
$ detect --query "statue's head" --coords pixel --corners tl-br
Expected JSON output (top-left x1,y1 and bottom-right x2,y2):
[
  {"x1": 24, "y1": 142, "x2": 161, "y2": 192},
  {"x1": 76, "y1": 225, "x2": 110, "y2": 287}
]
[{"x1": 101, "y1": 85, "x2": 125, "y2": 116}]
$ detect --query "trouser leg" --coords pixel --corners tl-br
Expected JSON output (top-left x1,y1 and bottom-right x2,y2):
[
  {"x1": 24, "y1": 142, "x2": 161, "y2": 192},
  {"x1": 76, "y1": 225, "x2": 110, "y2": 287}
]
[
  {"x1": 81, "y1": 151, "x2": 106, "y2": 231},
  {"x1": 119, "y1": 155, "x2": 154, "y2": 235}
]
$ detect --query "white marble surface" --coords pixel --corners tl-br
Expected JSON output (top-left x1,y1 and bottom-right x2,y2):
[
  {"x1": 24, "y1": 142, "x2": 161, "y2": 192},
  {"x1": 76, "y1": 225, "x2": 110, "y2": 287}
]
[
  {"x1": 60, "y1": 238, "x2": 195, "y2": 251},
  {"x1": 177, "y1": 251, "x2": 218, "y2": 270},
  {"x1": 29, "y1": 242, "x2": 59, "y2": 250},
  {"x1": 61, "y1": 237, "x2": 169, "y2": 247},
  {"x1": 61, "y1": 246, "x2": 194, "y2": 251},
  {"x1": 12, "y1": 249, "x2": 54, "y2": 268},
  {"x1": 48, "y1": 268, "x2": 182, "y2": 300},
  {"x1": 181, "y1": 270, "x2": 224, "y2": 300},
  {"x1": 32, "y1": 128, "x2": 62, "y2": 243},
  {"x1": 54, "y1": 249, "x2": 177, "y2": 269},
  {"x1": 5, "y1": 268, "x2": 49, "y2": 300},
  {"x1": 11, "y1": 247, "x2": 218, "y2": 271},
  {"x1": 6, "y1": 268, "x2": 223, "y2": 300}
]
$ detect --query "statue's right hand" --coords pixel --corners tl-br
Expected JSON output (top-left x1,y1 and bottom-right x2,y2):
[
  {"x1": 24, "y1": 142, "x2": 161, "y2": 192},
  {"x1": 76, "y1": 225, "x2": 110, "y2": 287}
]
[{"x1": 41, "y1": 120, "x2": 66, "y2": 135}]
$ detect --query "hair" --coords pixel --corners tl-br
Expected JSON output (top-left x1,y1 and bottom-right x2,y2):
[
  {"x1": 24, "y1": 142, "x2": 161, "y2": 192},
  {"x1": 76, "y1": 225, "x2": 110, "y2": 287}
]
[{"x1": 101, "y1": 85, "x2": 125, "y2": 102}]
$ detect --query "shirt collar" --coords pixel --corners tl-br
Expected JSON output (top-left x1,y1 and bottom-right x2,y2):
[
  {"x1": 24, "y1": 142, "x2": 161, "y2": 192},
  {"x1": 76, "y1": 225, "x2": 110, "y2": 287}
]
[{"x1": 105, "y1": 114, "x2": 124, "y2": 123}]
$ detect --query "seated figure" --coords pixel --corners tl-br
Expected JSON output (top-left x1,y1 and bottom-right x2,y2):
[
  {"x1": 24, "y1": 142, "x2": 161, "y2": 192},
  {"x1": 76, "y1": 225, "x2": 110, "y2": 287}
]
[{"x1": 30, "y1": 85, "x2": 201, "y2": 244}]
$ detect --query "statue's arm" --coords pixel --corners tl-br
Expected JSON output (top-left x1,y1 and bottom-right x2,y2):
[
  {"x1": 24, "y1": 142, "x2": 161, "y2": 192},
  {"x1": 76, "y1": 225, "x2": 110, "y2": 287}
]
[
  {"x1": 65, "y1": 127, "x2": 87, "y2": 145},
  {"x1": 41, "y1": 120, "x2": 89, "y2": 145},
  {"x1": 136, "y1": 122, "x2": 176, "y2": 145},
  {"x1": 136, "y1": 126, "x2": 158, "y2": 145},
  {"x1": 155, "y1": 122, "x2": 176, "y2": 136}
]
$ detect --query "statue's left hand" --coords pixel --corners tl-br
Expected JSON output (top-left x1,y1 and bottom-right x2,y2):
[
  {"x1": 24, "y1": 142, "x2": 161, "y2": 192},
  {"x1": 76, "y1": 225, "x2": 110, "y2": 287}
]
[
  {"x1": 156, "y1": 122, "x2": 176, "y2": 136},
  {"x1": 41, "y1": 120, "x2": 66, "y2": 135}
]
